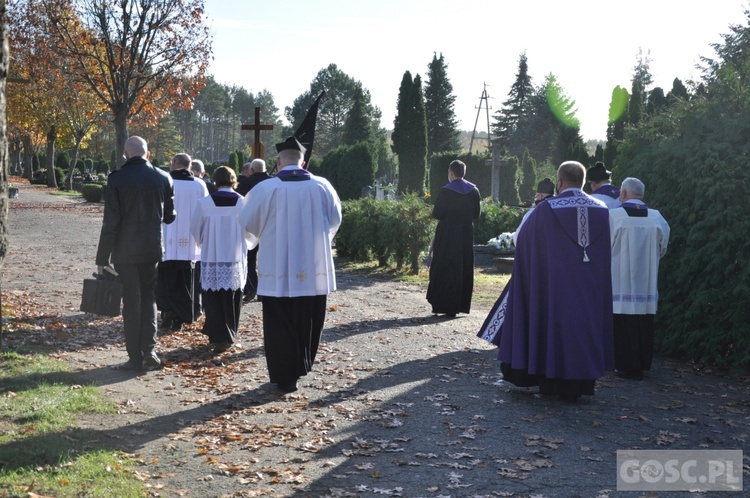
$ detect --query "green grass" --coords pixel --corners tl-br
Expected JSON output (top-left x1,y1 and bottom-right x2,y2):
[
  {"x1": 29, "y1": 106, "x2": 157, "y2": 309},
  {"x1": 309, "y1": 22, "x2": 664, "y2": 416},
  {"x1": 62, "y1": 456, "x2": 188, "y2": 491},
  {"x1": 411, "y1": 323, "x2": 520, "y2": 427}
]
[
  {"x1": 0, "y1": 352, "x2": 147, "y2": 497},
  {"x1": 337, "y1": 258, "x2": 510, "y2": 309},
  {"x1": 49, "y1": 189, "x2": 82, "y2": 197}
]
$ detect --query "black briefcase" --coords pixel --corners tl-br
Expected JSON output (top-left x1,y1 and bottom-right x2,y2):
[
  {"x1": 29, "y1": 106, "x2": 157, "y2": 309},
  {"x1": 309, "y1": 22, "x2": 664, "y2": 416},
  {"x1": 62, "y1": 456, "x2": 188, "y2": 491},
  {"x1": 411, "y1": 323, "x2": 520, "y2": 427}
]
[{"x1": 80, "y1": 271, "x2": 122, "y2": 317}]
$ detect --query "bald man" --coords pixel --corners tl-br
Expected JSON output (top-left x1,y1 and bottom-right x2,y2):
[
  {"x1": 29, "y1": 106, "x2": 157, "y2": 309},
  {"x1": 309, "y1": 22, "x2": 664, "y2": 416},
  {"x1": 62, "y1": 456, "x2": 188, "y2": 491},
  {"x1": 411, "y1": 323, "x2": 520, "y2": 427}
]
[
  {"x1": 96, "y1": 136, "x2": 176, "y2": 371},
  {"x1": 481, "y1": 161, "x2": 614, "y2": 401}
]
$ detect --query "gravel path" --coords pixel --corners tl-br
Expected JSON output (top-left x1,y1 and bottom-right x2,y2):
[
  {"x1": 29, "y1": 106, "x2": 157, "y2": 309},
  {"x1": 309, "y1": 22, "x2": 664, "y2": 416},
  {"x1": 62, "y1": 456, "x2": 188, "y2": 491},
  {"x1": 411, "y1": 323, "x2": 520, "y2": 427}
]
[{"x1": 2, "y1": 181, "x2": 748, "y2": 497}]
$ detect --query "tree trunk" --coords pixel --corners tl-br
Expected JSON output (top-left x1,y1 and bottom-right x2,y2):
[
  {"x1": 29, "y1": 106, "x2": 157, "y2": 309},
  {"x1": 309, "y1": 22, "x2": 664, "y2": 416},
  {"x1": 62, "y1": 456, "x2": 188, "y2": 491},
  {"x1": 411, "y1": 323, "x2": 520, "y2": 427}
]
[
  {"x1": 1, "y1": 0, "x2": 9, "y2": 351},
  {"x1": 114, "y1": 106, "x2": 129, "y2": 169},
  {"x1": 46, "y1": 125, "x2": 57, "y2": 188},
  {"x1": 66, "y1": 135, "x2": 84, "y2": 191},
  {"x1": 22, "y1": 134, "x2": 32, "y2": 179}
]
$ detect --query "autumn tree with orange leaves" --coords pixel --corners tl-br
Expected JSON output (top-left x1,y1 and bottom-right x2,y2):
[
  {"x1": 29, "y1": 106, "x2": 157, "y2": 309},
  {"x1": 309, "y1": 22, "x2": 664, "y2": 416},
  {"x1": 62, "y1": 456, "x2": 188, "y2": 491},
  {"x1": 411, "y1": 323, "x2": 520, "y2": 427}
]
[
  {"x1": 38, "y1": 0, "x2": 212, "y2": 167},
  {"x1": 8, "y1": 0, "x2": 108, "y2": 188}
]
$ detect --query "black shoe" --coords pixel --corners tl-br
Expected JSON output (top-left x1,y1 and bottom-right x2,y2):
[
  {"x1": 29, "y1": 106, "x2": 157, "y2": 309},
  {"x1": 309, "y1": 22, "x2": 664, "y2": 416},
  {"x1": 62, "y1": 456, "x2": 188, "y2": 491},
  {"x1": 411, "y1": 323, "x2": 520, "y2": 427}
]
[
  {"x1": 159, "y1": 311, "x2": 175, "y2": 330},
  {"x1": 277, "y1": 380, "x2": 298, "y2": 393},
  {"x1": 113, "y1": 359, "x2": 142, "y2": 371},
  {"x1": 212, "y1": 341, "x2": 232, "y2": 353},
  {"x1": 614, "y1": 369, "x2": 643, "y2": 381},
  {"x1": 142, "y1": 353, "x2": 162, "y2": 371},
  {"x1": 560, "y1": 394, "x2": 580, "y2": 402}
]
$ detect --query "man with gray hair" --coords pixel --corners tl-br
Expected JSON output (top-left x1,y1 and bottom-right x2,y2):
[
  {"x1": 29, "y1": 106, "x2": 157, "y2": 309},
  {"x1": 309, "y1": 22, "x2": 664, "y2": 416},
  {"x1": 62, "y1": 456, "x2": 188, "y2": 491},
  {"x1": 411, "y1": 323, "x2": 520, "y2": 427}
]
[
  {"x1": 95, "y1": 136, "x2": 175, "y2": 371},
  {"x1": 190, "y1": 159, "x2": 216, "y2": 193},
  {"x1": 157, "y1": 153, "x2": 208, "y2": 331},
  {"x1": 609, "y1": 177, "x2": 670, "y2": 380}
]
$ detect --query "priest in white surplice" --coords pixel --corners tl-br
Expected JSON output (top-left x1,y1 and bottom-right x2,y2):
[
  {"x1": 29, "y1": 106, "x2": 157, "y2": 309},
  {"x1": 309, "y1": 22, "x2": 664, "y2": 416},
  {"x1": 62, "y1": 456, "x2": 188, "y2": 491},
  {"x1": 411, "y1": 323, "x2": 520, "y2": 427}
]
[
  {"x1": 157, "y1": 153, "x2": 208, "y2": 330},
  {"x1": 239, "y1": 137, "x2": 342, "y2": 393},
  {"x1": 609, "y1": 177, "x2": 670, "y2": 380}
]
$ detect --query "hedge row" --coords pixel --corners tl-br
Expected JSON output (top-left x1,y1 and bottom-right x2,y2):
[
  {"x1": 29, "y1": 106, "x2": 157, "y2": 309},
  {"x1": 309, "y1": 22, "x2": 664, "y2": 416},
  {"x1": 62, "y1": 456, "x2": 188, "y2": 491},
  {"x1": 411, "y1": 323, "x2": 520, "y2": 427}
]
[{"x1": 335, "y1": 196, "x2": 526, "y2": 274}]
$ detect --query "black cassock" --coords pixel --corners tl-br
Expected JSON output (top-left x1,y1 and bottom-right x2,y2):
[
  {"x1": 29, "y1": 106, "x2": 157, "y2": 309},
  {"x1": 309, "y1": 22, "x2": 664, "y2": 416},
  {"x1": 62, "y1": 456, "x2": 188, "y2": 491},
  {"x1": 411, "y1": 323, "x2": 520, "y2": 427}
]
[{"x1": 427, "y1": 180, "x2": 481, "y2": 315}]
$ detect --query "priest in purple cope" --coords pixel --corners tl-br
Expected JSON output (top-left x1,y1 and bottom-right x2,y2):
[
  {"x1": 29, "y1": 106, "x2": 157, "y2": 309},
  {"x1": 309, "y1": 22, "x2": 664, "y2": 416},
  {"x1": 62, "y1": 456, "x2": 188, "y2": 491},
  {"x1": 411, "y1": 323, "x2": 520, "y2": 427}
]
[
  {"x1": 426, "y1": 160, "x2": 481, "y2": 317},
  {"x1": 495, "y1": 161, "x2": 614, "y2": 400}
]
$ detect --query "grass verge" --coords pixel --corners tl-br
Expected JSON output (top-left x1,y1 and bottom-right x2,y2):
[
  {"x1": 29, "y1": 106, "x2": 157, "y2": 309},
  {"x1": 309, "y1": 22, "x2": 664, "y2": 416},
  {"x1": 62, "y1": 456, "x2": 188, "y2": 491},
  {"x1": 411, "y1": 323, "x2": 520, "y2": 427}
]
[
  {"x1": 337, "y1": 259, "x2": 510, "y2": 311},
  {"x1": 0, "y1": 351, "x2": 147, "y2": 498}
]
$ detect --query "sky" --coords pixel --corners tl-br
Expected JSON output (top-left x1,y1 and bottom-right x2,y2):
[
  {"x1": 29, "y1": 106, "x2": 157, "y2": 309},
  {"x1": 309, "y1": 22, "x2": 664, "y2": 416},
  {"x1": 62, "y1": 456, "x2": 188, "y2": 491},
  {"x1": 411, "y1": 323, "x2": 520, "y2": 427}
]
[{"x1": 204, "y1": 0, "x2": 748, "y2": 142}]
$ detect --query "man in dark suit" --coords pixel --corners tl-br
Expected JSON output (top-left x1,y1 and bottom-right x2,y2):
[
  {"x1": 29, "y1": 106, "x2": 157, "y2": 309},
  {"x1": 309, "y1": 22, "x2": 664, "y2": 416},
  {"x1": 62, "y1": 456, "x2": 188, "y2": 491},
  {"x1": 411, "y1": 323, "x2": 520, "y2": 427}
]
[{"x1": 96, "y1": 136, "x2": 175, "y2": 371}]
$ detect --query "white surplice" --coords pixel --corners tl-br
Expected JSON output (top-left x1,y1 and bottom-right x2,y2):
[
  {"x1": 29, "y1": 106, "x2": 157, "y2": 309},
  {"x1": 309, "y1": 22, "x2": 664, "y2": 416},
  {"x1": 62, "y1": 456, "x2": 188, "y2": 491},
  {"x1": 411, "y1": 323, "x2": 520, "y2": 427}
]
[
  {"x1": 238, "y1": 165, "x2": 342, "y2": 298},
  {"x1": 163, "y1": 176, "x2": 208, "y2": 261},
  {"x1": 609, "y1": 200, "x2": 670, "y2": 315},
  {"x1": 190, "y1": 191, "x2": 249, "y2": 291}
]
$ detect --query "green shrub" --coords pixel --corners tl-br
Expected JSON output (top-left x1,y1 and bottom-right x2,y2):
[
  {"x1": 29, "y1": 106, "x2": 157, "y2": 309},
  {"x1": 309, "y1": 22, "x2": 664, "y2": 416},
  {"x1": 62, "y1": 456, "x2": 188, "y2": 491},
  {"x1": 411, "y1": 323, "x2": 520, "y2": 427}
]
[
  {"x1": 337, "y1": 142, "x2": 377, "y2": 201},
  {"x1": 474, "y1": 198, "x2": 526, "y2": 244},
  {"x1": 81, "y1": 184, "x2": 104, "y2": 202},
  {"x1": 337, "y1": 195, "x2": 435, "y2": 274},
  {"x1": 30, "y1": 167, "x2": 65, "y2": 186},
  {"x1": 389, "y1": 194, "x2": 434, "y2": 273},
  {"x1": 95, "y1": 159, "x2": 110, "y2": 174},
  {"x1": 335, "y1": 199, "x2": 375, "y2": 262}
]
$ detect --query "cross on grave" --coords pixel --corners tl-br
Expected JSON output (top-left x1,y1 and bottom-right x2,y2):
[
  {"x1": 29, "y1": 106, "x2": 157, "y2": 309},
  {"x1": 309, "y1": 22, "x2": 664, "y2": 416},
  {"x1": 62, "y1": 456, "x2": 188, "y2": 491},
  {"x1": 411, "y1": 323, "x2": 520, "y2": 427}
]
[{"x1": 241, "y1": 107, "x2": 274, "y2": 159}]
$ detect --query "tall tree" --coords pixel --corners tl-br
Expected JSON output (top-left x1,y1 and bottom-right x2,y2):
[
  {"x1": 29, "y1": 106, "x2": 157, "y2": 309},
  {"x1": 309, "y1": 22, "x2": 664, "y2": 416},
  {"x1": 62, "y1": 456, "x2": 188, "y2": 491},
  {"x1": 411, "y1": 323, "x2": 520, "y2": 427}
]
[
  {"x1": 424, "y1": 52, "x2": 460, "y2": 156},
  {"x1": 492, "y1": 53, "x2": 534, "y2": 149},
  {"x1": 253, "y1": 89, "x2": 284, "y2": 156},
  {"x1": 518, "y1": 148, "x2": 536, "y2": 204},
  {"x1": 629, "y1": 48, "x2": 653, "y2": 127},
  {"x1": 40, "y1": 0, "x2": 212, "y2": 166},
  {"x1": 1, "y1": 0, "x2": 8, "y2": 313},
  {"x1": 194, "y1": 76, "x2": 229, "y2": 163},
  {"x1": 287, "y1": 64, "x2": 380, "y2": 157},
  {"x1": 392, "y1": 71, "x2": 428, "y2": 195},
  {"x1": 342, "y1": 86, "x2": 373, "y2": 146},
  {"x1": 646, "y1": 87, "x2": 667, "y2": 116},
  {"x1": 603, "y1": 86, "x2": 629, "y2": 167},
  {"x1": 666, "y1": 78, "x2": 689, "y2": 104},
  {"x1": 511, "y1": 74, "x2": 583, "y2": 167}
]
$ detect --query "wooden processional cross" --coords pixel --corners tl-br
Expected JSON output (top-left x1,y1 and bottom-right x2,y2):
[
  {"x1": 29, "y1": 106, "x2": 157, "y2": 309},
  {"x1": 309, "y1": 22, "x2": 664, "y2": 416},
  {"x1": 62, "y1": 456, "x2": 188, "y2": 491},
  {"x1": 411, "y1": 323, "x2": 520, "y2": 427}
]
[{"x1": 241, "y1": 107, "x2": 274, "y2": 159}]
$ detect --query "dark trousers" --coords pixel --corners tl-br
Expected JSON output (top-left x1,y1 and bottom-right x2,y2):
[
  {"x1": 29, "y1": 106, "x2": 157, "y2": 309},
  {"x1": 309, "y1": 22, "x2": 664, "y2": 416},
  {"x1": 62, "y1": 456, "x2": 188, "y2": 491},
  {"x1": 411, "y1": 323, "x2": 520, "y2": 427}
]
[
  {"x1": 156, "y1": 260, "x2": 194, "y2": 324},
  {"x1": 202, "y1": 289, "x2": 242, "y2": 344},
  {"x1": 115, "y1": 262, "x2": 158, "y2": 362},
  {"x1": 193, "y1": 261, "x2": 203, "y2": 317},
  {"x1": 261, "y1": 295, "x2": 327, "y2": 385},
  {"x1": 244, "y1": 246, "x2": 259, "y2": 297},
  {"x1": 613, "y1": 314, "x2": 655, "y2": 375}
]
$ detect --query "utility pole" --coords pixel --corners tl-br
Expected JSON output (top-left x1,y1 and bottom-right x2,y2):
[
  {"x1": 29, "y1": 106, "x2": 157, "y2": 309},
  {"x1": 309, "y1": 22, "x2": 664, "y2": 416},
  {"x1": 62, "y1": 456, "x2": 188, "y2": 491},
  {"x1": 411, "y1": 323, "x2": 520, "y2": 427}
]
[{"x1": 469, "y1": 83, "x2": 492, "y2": 154}]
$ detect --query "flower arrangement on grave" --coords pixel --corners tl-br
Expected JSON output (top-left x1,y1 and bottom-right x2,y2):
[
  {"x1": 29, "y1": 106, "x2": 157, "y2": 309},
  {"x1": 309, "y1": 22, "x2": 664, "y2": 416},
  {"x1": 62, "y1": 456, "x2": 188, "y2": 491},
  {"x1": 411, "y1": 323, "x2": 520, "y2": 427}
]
[{"x1": 487, "y1": 232, "x2": 515, "y2": 253}]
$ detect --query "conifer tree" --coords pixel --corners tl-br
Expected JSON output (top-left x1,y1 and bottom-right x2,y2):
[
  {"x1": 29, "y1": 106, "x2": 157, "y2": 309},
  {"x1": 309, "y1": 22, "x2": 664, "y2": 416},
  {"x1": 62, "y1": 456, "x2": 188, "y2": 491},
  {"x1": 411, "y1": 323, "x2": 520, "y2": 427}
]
[
  {"x1": 228, "y1": 151, "x2": 238, "y2": 175},
  {"x1": 287, "y1": 64, "x2": 380, "y2": 157},
  {"x1": 646, "y1": 87, "x2": 667, "y2": 115},
  {"x1": 519, "y1": 148, "x2": 536, "y2": 205},
  {"x1": 666, "y1": 78, "x2": 689, "y2": 105},
  {"x1": 603, "y1": 86, "x2": 629, "y2": 167},
  {"x1": 492, "y1": 53, "x2": 534, "y2": 150},
  {"x1": 497, "y1": 154, "x2": 520, "y2": 206},
  {"x1": 392, "y1": 71, "x2": 428, "y2": 195},
  {"x1": 629, "y1": 83, "x2": 644, "y2": 126},
  {"x1": 342, "y1": 86, "x2": 373, "y2": 146},
  {"x1": 424, "y1": 52, "x2": 460, "y2": 156},
  {"x1": 391, "y1": 71, "x2": 413, "y2": 162},
  {"x1": 335, "y1": 142, "x2": 377, "y2": 201}
]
